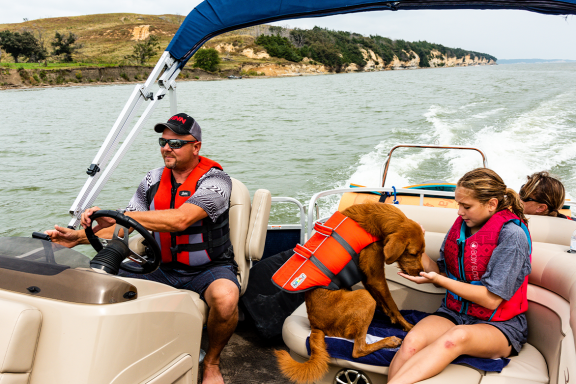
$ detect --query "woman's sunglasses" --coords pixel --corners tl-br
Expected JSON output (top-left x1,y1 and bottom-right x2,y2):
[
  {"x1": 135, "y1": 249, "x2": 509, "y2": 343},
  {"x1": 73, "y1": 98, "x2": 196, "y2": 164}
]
[
  {"x1": 159, "y1": 138, "x2": 198, "y2": 149},
  {"x1": 521, "y1": 197, "x2": 539, "y2": 203}
]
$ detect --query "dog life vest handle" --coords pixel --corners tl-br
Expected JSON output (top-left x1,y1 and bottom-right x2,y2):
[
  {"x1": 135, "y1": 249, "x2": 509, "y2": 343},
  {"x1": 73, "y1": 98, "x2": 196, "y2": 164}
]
[
  {"x1": 314, "y1": 221, "x2": 333, "y2": 236},
  {"x1": 294, "y1": 244, "x2": 313, "y2": 259}
]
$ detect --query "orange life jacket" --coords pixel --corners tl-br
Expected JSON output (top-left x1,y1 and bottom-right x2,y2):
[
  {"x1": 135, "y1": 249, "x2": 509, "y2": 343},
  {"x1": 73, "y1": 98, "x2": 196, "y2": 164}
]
[
  {"x1": 150, "y1": 156, "x2": 231, "y2": 269},
  {"x1": 272, "y1": 211, "x2": 380, "y2": 292}
]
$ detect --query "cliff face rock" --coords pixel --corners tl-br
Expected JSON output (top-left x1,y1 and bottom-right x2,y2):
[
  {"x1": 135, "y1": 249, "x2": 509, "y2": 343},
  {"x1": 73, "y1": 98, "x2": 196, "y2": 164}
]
[
  {"x1": 389, "y1": 51, "x2": 420, "y2": 70},
  {"x1": 359, "y1": 48, "x2": 385, "y2": 70},
  {"x1": 428, "y1": 49, "x2": 496, "y2": 67},
  {"x1": 241, "y1": 48, "x2": 270, "y2": 59},
  {"x1": 131, "y1": 25, "x2": 151, "y2": 41},
  {"x1": 241, "y1": 61, "x2": 329, "y2": 76},
  {"x1": 213, "y1": 43, "x2": 270, "y2": 59}
]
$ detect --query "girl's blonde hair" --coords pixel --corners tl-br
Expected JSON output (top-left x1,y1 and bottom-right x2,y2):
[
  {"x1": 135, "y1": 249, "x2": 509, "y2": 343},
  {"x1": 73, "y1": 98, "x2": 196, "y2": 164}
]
[
  {"x1": 457, "y1": 168, "x2": 527, "y2": 224},
  {"x1": 519, "y1": 171, "x2": 565, "y2": 217}
]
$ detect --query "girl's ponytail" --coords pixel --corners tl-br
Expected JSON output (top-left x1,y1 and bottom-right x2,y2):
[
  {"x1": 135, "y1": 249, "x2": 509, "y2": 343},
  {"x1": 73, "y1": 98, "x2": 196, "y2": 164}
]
[{"x1": 505, "y1": 188, "x2": 528, "y2": 224}]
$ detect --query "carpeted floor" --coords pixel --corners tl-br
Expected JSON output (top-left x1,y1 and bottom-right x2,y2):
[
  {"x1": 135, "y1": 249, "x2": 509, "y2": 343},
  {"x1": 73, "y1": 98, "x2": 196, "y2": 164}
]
[{"x1": 198, "y1": 318, "x2": 292, "y2": 384}]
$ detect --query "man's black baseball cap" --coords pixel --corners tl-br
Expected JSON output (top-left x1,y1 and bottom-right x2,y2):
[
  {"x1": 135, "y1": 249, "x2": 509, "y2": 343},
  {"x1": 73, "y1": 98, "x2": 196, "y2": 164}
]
[{"x1": 154, "y1": 113, "x2": 202, "y2": 141}]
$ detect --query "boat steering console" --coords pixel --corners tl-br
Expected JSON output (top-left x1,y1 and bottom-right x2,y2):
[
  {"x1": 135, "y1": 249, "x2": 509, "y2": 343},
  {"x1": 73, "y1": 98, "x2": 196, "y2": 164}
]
[{"x1": 86, "y1": 210, "x2": 161, "y2": 275}]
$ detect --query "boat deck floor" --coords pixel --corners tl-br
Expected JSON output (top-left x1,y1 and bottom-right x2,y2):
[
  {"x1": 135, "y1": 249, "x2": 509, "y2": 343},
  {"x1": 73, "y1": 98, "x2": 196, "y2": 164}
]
[{"x1": 198, "y1": 318, "x2": 292, "y2": 384}]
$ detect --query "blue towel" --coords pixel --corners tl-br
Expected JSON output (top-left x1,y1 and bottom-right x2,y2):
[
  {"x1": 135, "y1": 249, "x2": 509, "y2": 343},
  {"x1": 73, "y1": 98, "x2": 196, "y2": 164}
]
[{"x1": 305, "y1": 310, "x2": 510, "y2": 372}]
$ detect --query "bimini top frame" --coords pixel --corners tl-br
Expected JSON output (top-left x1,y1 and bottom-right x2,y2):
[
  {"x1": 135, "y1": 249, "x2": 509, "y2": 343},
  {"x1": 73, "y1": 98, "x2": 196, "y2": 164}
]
[{"x1": 68, "y1": 0, "x2": 576, "y2": 227}]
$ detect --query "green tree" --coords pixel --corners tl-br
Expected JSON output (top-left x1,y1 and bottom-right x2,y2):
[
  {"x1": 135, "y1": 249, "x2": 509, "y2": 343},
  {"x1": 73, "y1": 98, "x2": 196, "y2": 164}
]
[
  {"x1": 193, "y1": 48, "x2": 220, "y2": 72},
  {"x1": 255, "y1": 35, "x2": 302, "y2": 62},
  {"x1": 51, "y1": 31, "x2": 81, "y2": 62},
  {"x1": 124, "y1": 35, "x2": 161, "y2": 65},
  {"x1": 0, "y1": 30, "x2": 46, "y2": 63}
]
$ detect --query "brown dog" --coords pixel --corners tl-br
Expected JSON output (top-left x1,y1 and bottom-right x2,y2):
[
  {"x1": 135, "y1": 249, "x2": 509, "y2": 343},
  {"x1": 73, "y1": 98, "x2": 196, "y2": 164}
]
[{"x1": 275, "y1": 202, "x2": 425, "y2": 384}]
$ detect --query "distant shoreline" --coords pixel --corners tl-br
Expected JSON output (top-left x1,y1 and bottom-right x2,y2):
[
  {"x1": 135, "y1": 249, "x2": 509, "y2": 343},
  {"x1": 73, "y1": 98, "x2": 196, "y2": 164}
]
[
  {"x1": 497, "y1": 59, "x2": 576, "y2": 64},
  {"x1": 0, "y1": 61, "x2": 497, "y2": 91}
]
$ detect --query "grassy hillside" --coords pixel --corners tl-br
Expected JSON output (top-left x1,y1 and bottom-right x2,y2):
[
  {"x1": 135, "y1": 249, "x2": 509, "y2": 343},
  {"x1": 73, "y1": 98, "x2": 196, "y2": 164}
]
[
  {"x1": 0, "y1": 13, "x2": 183, "y2": 65},
  {"x1": 0, "y1": 13, "x2": 496, "y2": 89}
]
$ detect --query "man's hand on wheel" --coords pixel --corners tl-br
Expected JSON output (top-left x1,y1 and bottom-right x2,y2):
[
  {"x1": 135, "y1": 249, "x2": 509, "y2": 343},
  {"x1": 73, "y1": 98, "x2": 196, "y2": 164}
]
[
  {"x1": 44, "y1": 225, "x2": 81, "y2": 248},
  {"x1": 81, "y1": 206, "x2": 117, "y2": 233}
]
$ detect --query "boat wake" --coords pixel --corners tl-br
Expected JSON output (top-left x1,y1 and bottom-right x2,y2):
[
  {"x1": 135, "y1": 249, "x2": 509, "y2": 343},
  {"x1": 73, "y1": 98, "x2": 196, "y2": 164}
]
[{"x1": 342, "y1": 90, "x2": 576, "y2": 206}]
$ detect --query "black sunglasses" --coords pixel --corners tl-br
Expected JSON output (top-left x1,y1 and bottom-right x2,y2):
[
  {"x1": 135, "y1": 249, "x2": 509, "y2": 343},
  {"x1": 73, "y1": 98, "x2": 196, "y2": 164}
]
[
  {"x1": 159, "y1": 138, "x2": 198, "y2": 149},
  {"x1": 521, "y1": 197, "x2": 539, "y2": 203}
]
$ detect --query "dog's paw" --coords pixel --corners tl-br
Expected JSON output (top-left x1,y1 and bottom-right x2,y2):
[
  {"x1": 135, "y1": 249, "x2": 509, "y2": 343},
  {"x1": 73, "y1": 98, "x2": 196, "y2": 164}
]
[
  {"x1": 402, "y1": 322, "x2": 414, "y2": 332},
  {"x1": 389, "y1": 336, "x2": 403, "y2": 348}
]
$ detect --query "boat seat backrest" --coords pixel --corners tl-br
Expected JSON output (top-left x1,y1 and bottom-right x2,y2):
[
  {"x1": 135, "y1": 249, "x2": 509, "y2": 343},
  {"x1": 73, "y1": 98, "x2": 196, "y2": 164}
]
[
  {"x1": 0, "y1": 298, "x2": 42, "y2": 384},
  {"x1": 228, "y1": 178, "x2": 271, "y2": 295},
  {"x1": 394, "y1": 204, "x2": 576, "y2": 384}
]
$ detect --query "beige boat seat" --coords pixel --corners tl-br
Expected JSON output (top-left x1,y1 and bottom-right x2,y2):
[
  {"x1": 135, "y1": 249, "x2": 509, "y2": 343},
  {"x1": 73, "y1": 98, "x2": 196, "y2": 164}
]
[
  {"x1": 0, "y1": 298, "x2": 42, "y2": 384},
  {"x1": 282, "y1": 204, "x2": 576, "y2": 384},
  {"x1": 129, "y1": 177, "x2": 271, "y2": 324}
]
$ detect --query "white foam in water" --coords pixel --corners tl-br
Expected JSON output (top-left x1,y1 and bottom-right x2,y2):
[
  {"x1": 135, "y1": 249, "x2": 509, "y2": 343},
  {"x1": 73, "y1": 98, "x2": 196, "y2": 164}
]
[
  {"x1": 339, "y1": 91, "x2": 576, "y2": 209},
  {"x1": 459, "y1": 92, "x2": 576, "y2": 196}
]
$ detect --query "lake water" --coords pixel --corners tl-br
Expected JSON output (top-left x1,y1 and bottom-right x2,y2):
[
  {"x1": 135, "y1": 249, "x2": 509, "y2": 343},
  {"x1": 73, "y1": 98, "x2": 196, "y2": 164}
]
[{"x1": 1, "y1": 63, "x2": 576, "y2": 241}]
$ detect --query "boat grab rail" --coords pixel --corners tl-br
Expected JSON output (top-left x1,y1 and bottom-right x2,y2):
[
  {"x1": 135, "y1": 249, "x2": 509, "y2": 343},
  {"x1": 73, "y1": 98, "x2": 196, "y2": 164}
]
[
  {"x1": 307, "y1": 187, "x2": 455, "y2": 238},
  {"x1": 381, "y1": 144, "x2": 489, "y2": 187},
  {"x1": 270, "y1": 197, "x2": 307, "y2": 244}
]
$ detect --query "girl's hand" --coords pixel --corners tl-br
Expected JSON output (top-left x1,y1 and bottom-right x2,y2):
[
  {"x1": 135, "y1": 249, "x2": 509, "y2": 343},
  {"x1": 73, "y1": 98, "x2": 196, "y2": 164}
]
[
  {"x1": 416, "y1": 221, "x2": 425, "y2": 235},
  {"x1": 398, "y1": 271, "x2": 439, "y2": 284}
]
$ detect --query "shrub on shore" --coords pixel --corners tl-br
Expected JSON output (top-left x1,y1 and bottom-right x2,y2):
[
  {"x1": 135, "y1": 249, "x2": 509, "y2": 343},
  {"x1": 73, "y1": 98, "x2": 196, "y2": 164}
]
[{"x1": 193, "y1": 48, "x2": 220, "y2": 72}]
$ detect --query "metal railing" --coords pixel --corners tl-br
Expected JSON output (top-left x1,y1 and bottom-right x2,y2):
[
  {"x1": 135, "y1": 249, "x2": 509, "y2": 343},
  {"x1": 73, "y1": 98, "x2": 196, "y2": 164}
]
[
  {"x1": 306, "y1": 187, "x2": 455, "y2": 238},
  {"x1": 381, "y1": 144, "x2": 488, "y2": 187},
  {"x1": 269, "y1": 197, "x2": 307, "y2": 244}
]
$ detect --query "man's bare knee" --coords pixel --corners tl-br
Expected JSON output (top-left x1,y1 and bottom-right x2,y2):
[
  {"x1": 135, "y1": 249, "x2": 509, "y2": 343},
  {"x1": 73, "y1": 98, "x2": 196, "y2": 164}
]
[{"x1": 205, "y1": 279, "x2": 239, "y2": 318}]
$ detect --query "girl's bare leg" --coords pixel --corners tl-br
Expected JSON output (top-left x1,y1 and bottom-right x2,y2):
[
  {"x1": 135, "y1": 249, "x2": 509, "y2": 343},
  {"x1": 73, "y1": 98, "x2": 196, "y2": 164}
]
[
  {"x1": 388, "y1": 324, "x2": 512, "y2": 384},
  {"x1": 388, "y1": 315, "x2": 454, "y2": 379}
]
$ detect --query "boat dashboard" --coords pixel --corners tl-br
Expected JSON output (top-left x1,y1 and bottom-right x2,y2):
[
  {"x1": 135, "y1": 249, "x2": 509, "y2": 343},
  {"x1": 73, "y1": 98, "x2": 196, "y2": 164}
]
[{"x1": 0, "y1": 237, "x2": 138, "y2": 305}]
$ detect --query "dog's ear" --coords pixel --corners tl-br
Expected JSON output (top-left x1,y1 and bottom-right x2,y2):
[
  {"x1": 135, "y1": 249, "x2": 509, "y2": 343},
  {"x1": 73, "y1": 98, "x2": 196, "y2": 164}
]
[{"x1": 383, "y1": 232, "x2": 407, "y2": 264}]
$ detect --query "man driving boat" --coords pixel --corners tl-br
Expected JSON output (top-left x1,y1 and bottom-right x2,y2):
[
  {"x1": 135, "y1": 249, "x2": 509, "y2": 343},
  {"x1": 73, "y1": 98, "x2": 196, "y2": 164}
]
[{"x1": 45, "y1": 113, "x2": 238, "y2": 384}]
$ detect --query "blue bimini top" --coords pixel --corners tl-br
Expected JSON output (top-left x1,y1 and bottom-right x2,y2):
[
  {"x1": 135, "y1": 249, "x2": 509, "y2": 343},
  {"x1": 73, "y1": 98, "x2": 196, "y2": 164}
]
[{"x1": 167, "y1": 0, "x2": 576, "y2": 68}]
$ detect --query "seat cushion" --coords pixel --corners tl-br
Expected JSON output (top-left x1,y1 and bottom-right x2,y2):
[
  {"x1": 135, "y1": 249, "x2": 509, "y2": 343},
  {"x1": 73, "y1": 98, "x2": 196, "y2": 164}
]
[
  {"x1": 483, "y1": 343, "x2": 548, "y2": 384},
  {"x1": 0, "y1": 298, "x2": 42, "y2": 374}
]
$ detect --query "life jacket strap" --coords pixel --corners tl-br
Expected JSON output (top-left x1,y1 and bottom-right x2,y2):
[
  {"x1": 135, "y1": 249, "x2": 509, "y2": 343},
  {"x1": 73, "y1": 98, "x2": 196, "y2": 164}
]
[
  {"x1": 174, "y1": 217, "x2": 229, "y2": 236},
  {"x1": 171, "y1": 232, "x2": 230, "y2": 254},
  {"x1": 309, "y1": 254, "x2": 336, "y2": 281},
  {"x1": 331, "y1": 230, "x2": 359, "y2": 265}
]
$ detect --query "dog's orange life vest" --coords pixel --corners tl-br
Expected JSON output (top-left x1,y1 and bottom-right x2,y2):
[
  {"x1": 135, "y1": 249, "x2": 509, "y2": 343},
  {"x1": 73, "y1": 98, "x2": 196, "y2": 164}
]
[
  {"x1": 272, "y1": 211, "x2": 380, "y2": 292},
  {"x1": 150, "y1": 156, "x2": 231, "y2": 269}
]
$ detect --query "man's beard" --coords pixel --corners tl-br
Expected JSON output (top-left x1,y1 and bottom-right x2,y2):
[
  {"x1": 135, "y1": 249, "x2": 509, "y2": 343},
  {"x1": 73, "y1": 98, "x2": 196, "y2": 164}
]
[{"x1": 164, "y1": 157, "x2": 177, "y2": 169}]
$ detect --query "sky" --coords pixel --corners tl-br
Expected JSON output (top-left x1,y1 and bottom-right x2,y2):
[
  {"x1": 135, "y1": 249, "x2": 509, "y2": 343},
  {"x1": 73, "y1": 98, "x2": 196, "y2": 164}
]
[{"x1": 1, "y1": 0, "x2": 575, "y2": 60}]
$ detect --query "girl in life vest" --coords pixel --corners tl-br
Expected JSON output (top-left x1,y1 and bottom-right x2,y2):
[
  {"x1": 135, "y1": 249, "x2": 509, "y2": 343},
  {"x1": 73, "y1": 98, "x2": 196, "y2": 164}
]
[{"x1": 387, "y1": 168, "x2": 531, "y2": 384}]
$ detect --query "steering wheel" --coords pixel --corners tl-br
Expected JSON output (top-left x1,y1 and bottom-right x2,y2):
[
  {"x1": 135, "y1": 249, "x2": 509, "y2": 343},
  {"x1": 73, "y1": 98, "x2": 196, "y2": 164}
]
[{"x1": 84, "y1": 210, "x2": 161, "y2": 275}]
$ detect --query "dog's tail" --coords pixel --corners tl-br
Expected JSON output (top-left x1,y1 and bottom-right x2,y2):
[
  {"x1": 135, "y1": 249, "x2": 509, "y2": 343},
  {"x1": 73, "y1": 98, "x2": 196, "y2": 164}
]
[{"x1": 275, "y1": 328, "x2": 330, "y2": 384}]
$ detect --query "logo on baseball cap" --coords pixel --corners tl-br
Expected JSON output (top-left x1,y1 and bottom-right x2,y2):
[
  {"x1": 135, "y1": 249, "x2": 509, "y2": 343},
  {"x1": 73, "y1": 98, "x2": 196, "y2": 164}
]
[{"x1": 154, "y1": 113, "x2": 202, "y2": 141}]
